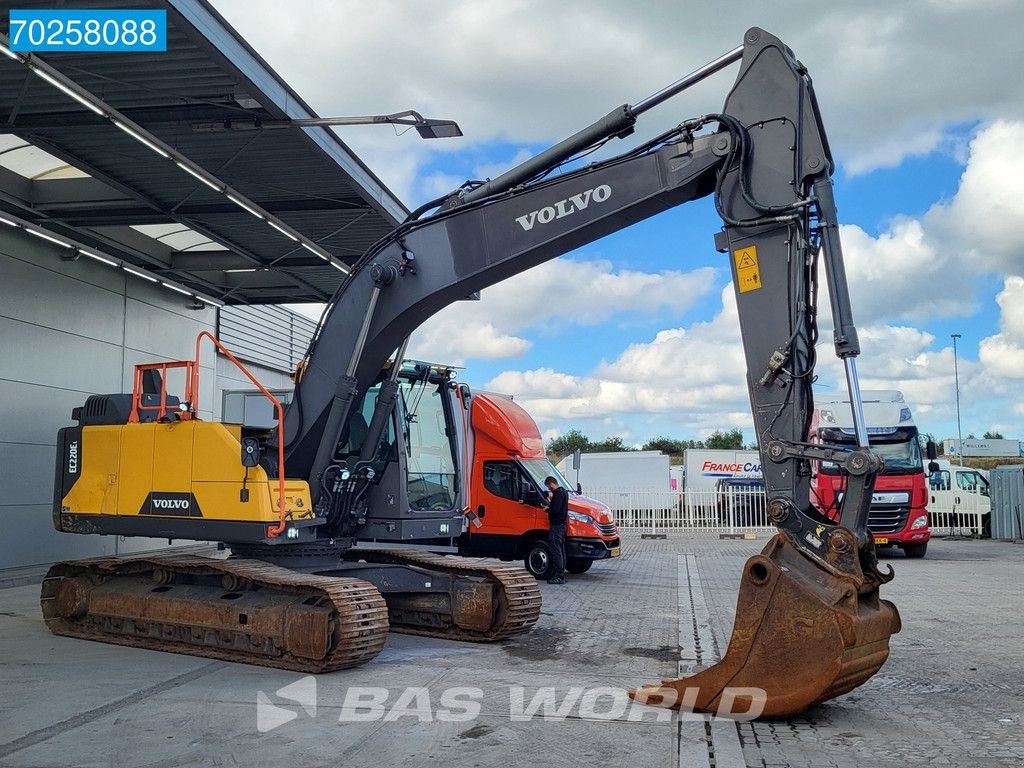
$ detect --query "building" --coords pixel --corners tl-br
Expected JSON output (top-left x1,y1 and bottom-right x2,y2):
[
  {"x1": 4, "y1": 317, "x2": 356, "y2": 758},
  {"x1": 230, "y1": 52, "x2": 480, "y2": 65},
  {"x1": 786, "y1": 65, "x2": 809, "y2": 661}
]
[{"x1": 0, "y1": 1, "x2": 407, "y2": 568}]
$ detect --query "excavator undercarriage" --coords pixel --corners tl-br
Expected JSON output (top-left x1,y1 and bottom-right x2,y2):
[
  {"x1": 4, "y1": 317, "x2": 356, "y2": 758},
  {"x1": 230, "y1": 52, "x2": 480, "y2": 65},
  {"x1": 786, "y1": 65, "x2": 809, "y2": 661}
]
[{"x1": 42, "y1": 548, "x2": 541, "y2": 672}]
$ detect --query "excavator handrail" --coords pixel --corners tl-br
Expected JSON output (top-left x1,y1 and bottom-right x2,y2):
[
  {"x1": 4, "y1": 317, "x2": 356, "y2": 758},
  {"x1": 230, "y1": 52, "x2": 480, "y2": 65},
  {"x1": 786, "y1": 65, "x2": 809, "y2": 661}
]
[
  {"x1": 192, "y1": 331, "x2": 289, "y2": 538},
  {"x1": 128, "y1": 359, "x2": 196, "y2": 423}
]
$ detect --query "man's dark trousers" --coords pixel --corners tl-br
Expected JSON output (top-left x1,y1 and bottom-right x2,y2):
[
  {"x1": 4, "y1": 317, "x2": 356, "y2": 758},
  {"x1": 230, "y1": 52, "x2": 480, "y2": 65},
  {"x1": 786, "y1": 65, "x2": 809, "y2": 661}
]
[{"x1": 549, "y1": 522, "x2": 567, "y2": 578}]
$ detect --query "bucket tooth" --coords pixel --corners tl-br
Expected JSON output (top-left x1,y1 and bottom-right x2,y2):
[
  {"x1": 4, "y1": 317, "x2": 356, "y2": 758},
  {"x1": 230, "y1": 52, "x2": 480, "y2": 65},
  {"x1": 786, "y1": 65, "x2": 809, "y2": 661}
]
[{"x1": 630, "y1": 531, "x2": 901, "y2": 719}]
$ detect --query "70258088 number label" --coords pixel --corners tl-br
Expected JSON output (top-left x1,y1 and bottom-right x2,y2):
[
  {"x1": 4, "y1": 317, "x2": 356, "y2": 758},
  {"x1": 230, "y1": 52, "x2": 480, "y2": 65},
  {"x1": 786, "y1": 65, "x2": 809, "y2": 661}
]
[{"x1": 8, "y1": 9, "x2": 167, "y2": 53}]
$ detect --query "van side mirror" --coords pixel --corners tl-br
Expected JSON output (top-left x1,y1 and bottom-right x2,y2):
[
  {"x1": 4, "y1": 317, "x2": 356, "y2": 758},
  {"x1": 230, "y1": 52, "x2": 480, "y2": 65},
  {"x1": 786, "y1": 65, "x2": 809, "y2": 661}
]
[
  {"x1": 927, "y1": 460, "x2": 940, "y2": 474},
  {"x1": 241, "y1": 437, "x2": 261, "y2": 468},
  {"x1": 576, "y1": 482, "x2": 582, "y2": 495},
  {"x1": 926, "y1": 441, "x2": 937, "y2": 460}
]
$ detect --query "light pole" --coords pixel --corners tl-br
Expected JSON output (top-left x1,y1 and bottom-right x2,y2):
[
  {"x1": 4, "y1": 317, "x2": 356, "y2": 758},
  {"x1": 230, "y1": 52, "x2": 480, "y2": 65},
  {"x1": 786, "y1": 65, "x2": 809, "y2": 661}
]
[
  {"x1": 192, "y1": 110, "x2": 463, "y2": 139},
  {"x1": 951, "y1": 333, "x2": 964, "y2": 467}
]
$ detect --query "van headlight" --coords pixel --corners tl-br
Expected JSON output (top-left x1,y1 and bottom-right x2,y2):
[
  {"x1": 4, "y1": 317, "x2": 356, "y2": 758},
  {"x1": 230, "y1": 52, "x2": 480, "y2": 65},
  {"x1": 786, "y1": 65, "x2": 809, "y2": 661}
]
[
  {"x1": 910, "y1": 514, "x2": 928, "y2": 530},
  {"x1": 568, "y1": 510, "x2": 598, "y2": 527}
]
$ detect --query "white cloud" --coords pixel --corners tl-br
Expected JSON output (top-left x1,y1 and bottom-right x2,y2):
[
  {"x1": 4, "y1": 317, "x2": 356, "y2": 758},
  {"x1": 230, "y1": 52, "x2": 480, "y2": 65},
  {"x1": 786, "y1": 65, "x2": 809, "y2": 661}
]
[
  {"x1": 979, "y1": 277, "x2": 1024, "y2": 379},
  {"x1": 843, "y1": 129, "x2": 945, "y2": 177},
  {"x1": 407, "y1": 259, "x2": 716, "y2": 365},
  {"x1": 212, "y1": 0, "x2": 1024, "y2": 197},
  {"x1": 931, "y1": 121, "x2": 1024, "y2": 272},
  {"x1": 483, "y1": 285, "x2": 751, "y2": 437},
  {"x1": 818, "y1": 121, "x2": 1024, "y2": 327},
  {"x1": 227, "y1": 6, "x2": 1024, "y2": 439}
]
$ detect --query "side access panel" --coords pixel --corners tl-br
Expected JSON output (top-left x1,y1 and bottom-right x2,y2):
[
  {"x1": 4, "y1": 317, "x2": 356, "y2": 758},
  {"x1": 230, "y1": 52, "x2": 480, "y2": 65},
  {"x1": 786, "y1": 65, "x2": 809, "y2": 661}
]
[{"x1": 55, "y1": 425, "x2": 123, "y2": 531}]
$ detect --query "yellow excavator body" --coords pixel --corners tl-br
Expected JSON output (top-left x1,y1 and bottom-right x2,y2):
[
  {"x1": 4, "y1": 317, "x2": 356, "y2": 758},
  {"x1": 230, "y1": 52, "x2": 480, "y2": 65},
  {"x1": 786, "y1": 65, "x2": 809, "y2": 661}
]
[{"x1": 57, "y1": 421, "x2": 311, "y2": 535}]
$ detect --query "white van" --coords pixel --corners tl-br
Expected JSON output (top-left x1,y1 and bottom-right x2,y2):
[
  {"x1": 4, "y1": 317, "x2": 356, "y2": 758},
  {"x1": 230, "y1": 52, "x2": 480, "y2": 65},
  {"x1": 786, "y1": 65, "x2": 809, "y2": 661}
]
[{"x1": 926, "y1": 459, "x2": 991, "y2": 536}]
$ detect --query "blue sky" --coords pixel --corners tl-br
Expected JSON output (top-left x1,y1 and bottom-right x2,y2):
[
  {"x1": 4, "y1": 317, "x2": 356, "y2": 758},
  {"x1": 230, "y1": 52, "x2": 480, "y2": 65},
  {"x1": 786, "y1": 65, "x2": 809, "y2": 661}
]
[{"x1": 218, "y1": 0, "x2": 1024, "y2": 447}]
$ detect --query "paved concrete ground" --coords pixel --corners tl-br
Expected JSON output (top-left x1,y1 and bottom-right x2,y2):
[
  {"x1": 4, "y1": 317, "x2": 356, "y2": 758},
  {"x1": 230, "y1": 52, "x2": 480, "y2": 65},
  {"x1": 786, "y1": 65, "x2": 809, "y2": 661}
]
[{"x1": 0, "y1": 535, "x2": 1022, "y2": 767}]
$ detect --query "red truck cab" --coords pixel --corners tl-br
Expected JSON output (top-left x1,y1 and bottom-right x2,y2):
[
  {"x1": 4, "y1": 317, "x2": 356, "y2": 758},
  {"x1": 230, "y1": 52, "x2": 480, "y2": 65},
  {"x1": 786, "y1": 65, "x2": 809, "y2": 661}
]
[
  {"x1": 459, "y1": 391, "x2": 622, "y2": 578},
  {"x1": 810, "y1": 391, "x2": 931, "y2": 558}
]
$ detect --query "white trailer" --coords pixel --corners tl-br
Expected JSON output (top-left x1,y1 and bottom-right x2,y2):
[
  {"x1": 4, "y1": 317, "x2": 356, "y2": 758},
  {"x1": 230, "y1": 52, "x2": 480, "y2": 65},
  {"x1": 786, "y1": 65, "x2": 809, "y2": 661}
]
[
  {"x1": 556, "y1": 451, "x2": 672, "y2": 521},
  {"x1": 943, "y1": 438, "x2": 1023, "y2": 458},
  {"x1": 556, "y1": 450, "x2": 671, "y2": 493},
  {"x1": 683, "y1": 448, "x2": 763, "y2": 492},
  {"x1": 680, "y1": 448, "x2": 764, "y2": 527}
]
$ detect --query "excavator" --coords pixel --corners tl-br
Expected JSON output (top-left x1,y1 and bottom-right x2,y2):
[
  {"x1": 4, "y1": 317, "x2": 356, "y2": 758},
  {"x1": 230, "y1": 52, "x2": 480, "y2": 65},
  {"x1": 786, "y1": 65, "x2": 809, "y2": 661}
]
[{"x1": 46, "y1": 28, "x2": 900, "y2": 718}]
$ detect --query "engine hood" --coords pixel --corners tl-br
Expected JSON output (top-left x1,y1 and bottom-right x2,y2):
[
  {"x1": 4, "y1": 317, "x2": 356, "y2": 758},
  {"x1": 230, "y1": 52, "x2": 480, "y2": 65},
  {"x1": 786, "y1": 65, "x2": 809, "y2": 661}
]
[{"x1": 569, "y1": 494, "x2": 614, "y2": 523}]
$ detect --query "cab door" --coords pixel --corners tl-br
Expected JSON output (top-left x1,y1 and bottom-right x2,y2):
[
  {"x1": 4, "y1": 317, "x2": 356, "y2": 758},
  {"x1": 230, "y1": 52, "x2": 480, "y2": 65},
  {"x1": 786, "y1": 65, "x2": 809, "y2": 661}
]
[{"x1": 473, "y1": 459, "x2": 544, "y2": 537}]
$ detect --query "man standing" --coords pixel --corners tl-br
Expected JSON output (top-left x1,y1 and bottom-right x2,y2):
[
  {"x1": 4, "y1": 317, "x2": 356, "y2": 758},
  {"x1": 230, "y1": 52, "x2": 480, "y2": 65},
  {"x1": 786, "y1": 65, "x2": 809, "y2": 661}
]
[{"x1": 544, "y1": 476, "x2": 568, "y2": 584}]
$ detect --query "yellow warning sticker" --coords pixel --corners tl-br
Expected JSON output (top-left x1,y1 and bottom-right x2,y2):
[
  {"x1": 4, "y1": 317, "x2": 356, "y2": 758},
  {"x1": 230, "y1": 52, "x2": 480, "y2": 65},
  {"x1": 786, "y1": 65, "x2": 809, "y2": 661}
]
[{"x1": 733, "y1": 245, "x2": 761, "y2": 293}]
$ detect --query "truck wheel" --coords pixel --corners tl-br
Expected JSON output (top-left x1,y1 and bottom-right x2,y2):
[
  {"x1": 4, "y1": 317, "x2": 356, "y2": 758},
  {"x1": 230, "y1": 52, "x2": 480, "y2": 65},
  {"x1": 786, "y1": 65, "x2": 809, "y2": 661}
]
[
  {"x1": 903, "y1": 542, "x2": 928, "y2": 559},
  {"x1": 567, "y1": 559, "x2": 593, "y2": 574},
  {"x1": 524, "y1": 540, "x2": 553, "y2": 579}
]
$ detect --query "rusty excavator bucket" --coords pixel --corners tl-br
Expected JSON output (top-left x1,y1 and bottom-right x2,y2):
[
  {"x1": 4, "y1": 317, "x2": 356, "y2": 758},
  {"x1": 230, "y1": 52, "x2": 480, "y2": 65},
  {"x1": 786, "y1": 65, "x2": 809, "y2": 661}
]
[{"x1": 630, "y1": 529, "x2": 901, "y2": 719}]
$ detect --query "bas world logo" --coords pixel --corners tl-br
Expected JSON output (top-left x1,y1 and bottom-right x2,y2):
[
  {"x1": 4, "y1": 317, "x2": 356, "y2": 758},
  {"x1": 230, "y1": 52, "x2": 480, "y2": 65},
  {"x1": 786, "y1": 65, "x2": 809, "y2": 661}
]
[
  {"x1": 257, "y1": 676, "x2": 318, "y2": 733},
  {"x1": 254, "y1": 680, "x2": 767, "y2": 732}
]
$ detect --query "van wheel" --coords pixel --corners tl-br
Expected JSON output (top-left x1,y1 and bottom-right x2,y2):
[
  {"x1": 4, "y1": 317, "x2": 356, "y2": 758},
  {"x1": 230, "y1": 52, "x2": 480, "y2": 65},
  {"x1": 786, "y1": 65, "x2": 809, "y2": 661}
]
[
  {"x1": 567, "y1": 559, "x2": 593, "y2": 574},
  {"x1": 903, "y1": 542, "x2": 928, "y2": 559},
  {"x1": 524, "y1": 540, "x2": 553, "y2": 579}
]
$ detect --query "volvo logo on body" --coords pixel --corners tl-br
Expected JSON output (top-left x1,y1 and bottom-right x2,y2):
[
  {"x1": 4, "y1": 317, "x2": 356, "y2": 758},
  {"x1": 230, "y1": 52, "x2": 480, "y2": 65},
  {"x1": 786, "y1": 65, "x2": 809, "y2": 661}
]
[
  {"x1": 515, "y1": 185, "x2": 612, "y2": 231},
  {"x1": 140, "y1": 492, "x2": 203, "y2": 517},
  {"x1": 152, "y1": 498, "x2": 190, "y2": 510}
]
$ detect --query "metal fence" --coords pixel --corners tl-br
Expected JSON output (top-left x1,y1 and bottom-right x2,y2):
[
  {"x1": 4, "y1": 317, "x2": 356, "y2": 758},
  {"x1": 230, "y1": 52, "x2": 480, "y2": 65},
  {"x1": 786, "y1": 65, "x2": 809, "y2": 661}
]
[
  {"x1": 586, "y1": 487, "x2": 772, "y2": 536},
  {"x1": 926, "y1": 494, "x2": 988, "y2": 537},
  {"x1": 586, "y1": 486, "x2": 989, "y2": 538}
]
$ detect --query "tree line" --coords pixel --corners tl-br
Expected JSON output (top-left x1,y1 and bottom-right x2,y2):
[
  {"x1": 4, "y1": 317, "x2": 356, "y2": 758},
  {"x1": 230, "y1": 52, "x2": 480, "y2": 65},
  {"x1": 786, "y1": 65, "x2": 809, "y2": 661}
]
[{"x1": 546, "y1": 428, "x2": 750, "y2": 462}]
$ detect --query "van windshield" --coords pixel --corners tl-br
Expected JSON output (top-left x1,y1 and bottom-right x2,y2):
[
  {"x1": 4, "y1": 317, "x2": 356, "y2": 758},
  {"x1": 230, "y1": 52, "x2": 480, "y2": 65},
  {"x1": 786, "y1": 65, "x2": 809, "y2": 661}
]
[{"x1": 519, "y1": 459, "x2": 575, "y2": 492}]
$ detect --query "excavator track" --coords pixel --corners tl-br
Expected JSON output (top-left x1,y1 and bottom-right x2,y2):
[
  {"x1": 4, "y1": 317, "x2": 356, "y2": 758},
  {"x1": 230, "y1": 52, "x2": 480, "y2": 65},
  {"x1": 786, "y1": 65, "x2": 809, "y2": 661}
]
[
  {"x1": 40, "y1": 554, "x2": 389, "y2": 673},
  {"x1": 345, "y1": 549, "x2": 542, "y2": 641}
]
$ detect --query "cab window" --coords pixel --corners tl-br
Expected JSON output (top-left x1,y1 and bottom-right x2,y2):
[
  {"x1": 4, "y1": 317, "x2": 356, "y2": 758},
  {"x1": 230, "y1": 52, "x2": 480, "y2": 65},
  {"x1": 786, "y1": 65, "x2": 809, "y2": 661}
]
[
  {"x1": 483, "y1": 461, "x2": 522, "y2": 501},
  {"x1": 957, "y1": 471, "x2": 990, "y2": 496},
  {"x1": 929, "y1": 470, "x2": 950, "y2": 491}
]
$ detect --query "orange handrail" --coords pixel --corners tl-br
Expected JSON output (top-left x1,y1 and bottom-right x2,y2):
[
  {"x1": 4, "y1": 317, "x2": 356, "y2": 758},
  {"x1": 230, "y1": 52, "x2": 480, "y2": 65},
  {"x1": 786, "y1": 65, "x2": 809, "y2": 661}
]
[
  {"x1": 129, "y1": 360, "x2": 196, "y2": 423},
  {"x1": 192, "y1": 331, "x2": 289, "y2": 537}
]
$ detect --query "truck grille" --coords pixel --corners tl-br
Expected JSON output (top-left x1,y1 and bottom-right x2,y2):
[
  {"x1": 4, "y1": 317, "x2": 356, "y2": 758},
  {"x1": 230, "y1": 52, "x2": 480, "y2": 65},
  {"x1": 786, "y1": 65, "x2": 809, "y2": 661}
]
[
  {"x1": 867, "y1": 506, "x2": 909, "y2": 535},
  {"x1": 597, "y1": 522, "x2": 618, "y2": 536}
]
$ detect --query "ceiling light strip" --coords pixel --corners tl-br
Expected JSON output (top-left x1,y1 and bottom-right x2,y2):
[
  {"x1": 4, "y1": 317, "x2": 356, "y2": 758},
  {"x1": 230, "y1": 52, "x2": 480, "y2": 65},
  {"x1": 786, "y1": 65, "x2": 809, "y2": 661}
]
[
  {"x1": 0, "y1": 41, "x2": 24, "y2": 61},
  {"x1": 0, "y1": 210, "x2": 224, "y2": 306},
  {"x1": 226, "y1": 192, "x2": 265, "y2": 219},
  {"x1": 113, "y1": 120, "x2": 170, "y2": 159},
  {"x1": 175, "y1": 161, "x2": 221, "y2": 192},
  {"x1": 268, "y1": 219, "x2": 299, "y2": 241},
  {"x1": 29, "y1": 67, "x2": 105, "y2": 116}
]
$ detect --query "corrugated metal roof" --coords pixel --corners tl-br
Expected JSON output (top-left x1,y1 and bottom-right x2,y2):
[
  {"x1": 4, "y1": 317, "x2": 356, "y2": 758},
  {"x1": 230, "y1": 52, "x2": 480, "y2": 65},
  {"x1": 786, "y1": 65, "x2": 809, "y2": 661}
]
[
  {"x1": 218, "y1": 304, "x2": 316, "y2": 372},
  {"x1": 0, "y1": 0, "x2": 407, "y2": 304}
]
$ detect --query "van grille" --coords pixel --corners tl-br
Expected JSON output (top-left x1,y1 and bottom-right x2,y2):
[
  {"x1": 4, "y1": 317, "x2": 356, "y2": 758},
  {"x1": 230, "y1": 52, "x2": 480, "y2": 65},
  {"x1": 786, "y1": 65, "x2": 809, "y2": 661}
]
[{"x1": 597, "y1": 522, "x2": 618, "y2": 536}]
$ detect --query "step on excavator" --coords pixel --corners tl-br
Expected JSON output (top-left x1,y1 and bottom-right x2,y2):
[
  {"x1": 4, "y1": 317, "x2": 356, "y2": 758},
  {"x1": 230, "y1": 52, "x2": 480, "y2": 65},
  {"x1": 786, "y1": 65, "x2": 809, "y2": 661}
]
[{"x1": 48, "y1": 28, "x2": 900, "y2": 716}]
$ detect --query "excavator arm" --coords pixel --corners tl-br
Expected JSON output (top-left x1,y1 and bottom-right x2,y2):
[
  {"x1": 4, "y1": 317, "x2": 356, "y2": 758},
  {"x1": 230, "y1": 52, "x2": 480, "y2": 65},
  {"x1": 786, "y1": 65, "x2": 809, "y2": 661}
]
[
  {"x1": 286, "y1": 28, "x2": 883, "y2": 571},
  {"x1": 278, "y1": 27, "x2": 900, "y2": 716}
]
